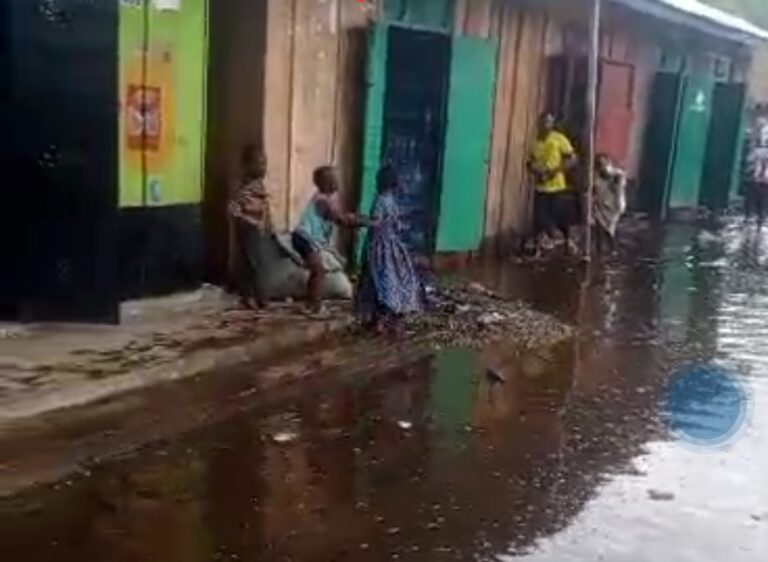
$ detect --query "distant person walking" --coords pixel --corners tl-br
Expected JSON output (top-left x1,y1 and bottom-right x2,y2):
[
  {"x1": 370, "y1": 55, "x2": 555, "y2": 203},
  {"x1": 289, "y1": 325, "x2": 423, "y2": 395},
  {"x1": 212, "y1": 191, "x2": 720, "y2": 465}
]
[
  {"x1": 527, "y1": 113, "x2": 578, "y2": 256},
  {"x1": 229, "y1": 145, "x2": 272, "y2": 310}
]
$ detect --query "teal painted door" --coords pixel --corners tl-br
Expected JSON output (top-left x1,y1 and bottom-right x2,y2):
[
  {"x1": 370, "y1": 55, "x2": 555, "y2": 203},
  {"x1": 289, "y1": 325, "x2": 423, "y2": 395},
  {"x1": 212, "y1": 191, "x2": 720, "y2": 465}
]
[
  {"x1": 358, "y1": 24, "x2": 389, "y2": 220},
  {"x1": 356, "y1": 25, "x2": 389, "y2": 263},
  {"x1": 700, "y1": 82, "x2": 746, "y2": 211},
  {"x1": 668, "y1": 73, "x2": 715, "y2": 209},
  {"x1": 638, "y1": 72, "x2": 684, "y2": 217},
  {"x1": 436, "y1": 36, "x2": 497, "y2": 252}
]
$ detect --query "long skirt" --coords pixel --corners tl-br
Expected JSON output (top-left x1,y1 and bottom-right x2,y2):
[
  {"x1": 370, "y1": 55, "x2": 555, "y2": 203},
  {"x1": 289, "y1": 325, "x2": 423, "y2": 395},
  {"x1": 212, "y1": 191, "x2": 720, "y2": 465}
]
[{"x1": 355, "y1": 231, "x2": 423, "y2": 325}]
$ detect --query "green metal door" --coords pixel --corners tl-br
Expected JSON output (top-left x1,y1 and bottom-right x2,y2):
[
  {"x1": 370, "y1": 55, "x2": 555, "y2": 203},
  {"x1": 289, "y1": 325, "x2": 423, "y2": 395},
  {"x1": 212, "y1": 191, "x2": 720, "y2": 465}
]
[
  {"x1": 667, "y1": 73, "x2": 715, "y2": 210},
  {"x1": 358, "y1": 24, "x2": 389, "y2": 220},
  {"x1": 355, "y1": 24, "x2": 389, "y2": 264},
  {"x1": 435, "y1": 35, "x2": 497, "y2": 252},
  {"x1": 638, "y1": 72, "x2": 684, "y2": 217},
  {"x1": 700, "y1": 82, "x2": 746, "y2": 211}
]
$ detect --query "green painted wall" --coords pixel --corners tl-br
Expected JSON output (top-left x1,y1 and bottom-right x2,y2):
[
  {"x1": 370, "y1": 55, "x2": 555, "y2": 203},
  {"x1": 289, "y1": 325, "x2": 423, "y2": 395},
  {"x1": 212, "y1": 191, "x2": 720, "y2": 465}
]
[
  {"x1": 119, "y1": 0, "x2": 208, "y2": 208},
  {"x1": 668, "y1": 73, "x2": 715, "y2": 209}
]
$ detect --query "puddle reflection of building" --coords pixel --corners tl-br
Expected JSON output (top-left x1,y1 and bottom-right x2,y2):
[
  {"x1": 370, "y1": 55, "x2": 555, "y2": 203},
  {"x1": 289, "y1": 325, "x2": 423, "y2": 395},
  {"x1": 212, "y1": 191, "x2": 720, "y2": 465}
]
[
  {"x1": 203, "y1": 416, "x2": 266, "y2": 560},
  {"x1": 90, "y1": 451, "x2": 208, "y2": 562},
  {"x1": 254, "y1": 358, "x2": 436, "y2": 560},
  {"x1": 414, "y1": 342, "x2": 582, "y2": 557},
  {"x1": 555, "y1": 238, "x2": 672, "y2": 531},
  {"x1": 657, "y1": 225, "x2": 723, "y2": 353},
  {"x1": 256, "y1": 385, "x2": 359, "y2": 559},
  {"x1": 2, "y1": 445, "x2": 211, "y2": 562}
]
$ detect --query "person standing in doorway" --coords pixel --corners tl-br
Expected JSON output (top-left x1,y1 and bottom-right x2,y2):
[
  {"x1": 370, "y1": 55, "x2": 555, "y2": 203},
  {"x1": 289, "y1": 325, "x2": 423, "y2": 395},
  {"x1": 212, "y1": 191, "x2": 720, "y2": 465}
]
[
  {"x1": 527, "y1": 113, "x2": 578, "y2": 256},
  {"x1": 291, "y1": 166, "x2": 371, "y2": 316},
  {"x1": 229, "y1": 144, "x2": 272, "y2": 310}
]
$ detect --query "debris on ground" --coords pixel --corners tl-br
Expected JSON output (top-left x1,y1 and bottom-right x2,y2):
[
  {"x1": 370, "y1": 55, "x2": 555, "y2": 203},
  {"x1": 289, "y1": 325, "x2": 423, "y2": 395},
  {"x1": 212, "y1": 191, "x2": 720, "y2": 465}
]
[
  {"x1": 647, "y1": 489, "x2": 676, "y2": 502},
  {"x1": 271, "y1": 431, "x2": 299, "y2": 444},
  {"x1": 402, "y1": 282, "x2": 572, "y2": 350},
  {"x1": 485, "y1": 368, "x2": 506, "y2": 384}
]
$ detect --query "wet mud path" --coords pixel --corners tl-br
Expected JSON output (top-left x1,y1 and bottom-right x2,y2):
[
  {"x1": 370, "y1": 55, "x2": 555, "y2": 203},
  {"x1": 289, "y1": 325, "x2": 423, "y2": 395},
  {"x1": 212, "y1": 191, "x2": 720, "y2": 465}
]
[{"x1": 1, "y1": 221, "x2": 767, "y2": 561}]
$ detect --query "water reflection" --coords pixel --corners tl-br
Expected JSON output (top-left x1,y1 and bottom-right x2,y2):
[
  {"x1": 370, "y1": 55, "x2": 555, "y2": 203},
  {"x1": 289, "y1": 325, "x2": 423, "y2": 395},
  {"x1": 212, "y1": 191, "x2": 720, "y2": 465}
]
[{"x1": 1, "y1": 221, "x2": 767, "y2": 561}]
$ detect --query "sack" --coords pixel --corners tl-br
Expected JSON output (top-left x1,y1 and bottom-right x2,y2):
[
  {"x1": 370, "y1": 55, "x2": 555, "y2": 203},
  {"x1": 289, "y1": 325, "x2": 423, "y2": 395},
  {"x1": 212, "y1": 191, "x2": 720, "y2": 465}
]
[{"x1": 261, "y1": 234, "x2": 353, "y2": 300}]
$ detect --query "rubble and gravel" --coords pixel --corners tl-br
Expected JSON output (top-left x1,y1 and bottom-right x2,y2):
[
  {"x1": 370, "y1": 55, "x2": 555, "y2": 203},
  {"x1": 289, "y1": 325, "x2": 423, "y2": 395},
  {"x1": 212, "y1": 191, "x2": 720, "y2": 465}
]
[{"x1": 403, "y1": 281, "x2": 573, "y2": 350}]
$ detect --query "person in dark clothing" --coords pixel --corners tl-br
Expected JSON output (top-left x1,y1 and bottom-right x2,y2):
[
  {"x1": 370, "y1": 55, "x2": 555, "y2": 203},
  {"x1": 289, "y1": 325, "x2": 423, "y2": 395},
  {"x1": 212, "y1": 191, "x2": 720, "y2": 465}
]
[{"x1": 229, "y1": 144, "x2": 272, "y2": 310}]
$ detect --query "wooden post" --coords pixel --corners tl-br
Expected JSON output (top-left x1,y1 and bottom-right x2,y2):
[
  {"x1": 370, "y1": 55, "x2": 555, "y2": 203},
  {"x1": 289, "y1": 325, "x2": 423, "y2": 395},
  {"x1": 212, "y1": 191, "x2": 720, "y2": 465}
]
[
  {"x1": 563, "y1": 55, "x2": 575, "y2": 125},
  {"x1": 584, "y1": 0, "x2": 601, "y2": 260}
]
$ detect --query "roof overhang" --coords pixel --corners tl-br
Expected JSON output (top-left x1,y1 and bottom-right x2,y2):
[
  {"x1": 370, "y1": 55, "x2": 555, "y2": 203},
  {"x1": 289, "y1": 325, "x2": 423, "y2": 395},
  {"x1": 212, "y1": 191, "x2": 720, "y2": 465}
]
[{"x1": 610, "y1": 0, "x2": 768, "y2": 44}]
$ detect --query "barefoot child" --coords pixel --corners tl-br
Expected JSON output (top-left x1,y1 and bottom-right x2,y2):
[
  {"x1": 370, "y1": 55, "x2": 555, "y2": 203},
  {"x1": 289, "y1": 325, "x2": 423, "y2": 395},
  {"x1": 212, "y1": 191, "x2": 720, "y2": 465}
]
[
  {"x1": 291, "y1": 166, "x2": 371, "y2": 314},
  {"x1": 229, "y1": 145, "x2": 272, "y2": 310},
  {"x1": 355, "y1": 165, "x2": 423, "y2": 332}
]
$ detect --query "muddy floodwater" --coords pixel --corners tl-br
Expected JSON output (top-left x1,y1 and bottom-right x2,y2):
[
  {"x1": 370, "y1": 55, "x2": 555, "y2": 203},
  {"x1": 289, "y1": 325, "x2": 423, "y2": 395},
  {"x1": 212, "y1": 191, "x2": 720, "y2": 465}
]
[{"x1": 1, "y1": 221, "x2": 767, "y2": 561}]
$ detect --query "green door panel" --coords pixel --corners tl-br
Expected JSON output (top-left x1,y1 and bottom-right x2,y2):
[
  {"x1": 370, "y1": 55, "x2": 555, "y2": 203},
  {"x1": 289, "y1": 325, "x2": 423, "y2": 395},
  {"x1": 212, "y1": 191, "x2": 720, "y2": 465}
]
[
  {"x1": 436, "y1": 35, "x2": 498, "y2": 252},
  {"x1": 701, "y1": 82, "x2": 747, "y2": 211},
  {"x1": 356, "y1": 24, "x2": 389, "y2": 263},
  {"x1": 729, "y1": 89, "x2": 748, "y2": 203},
  {"x1": 429, "y1": 348, "x2": 478, "y2": 447},
  {"x1": 638, "y1": 72, "x2": 684, "y2": 218},
  {"x1": 668, "y1": 73, "x2": 715, "y2": 210}
]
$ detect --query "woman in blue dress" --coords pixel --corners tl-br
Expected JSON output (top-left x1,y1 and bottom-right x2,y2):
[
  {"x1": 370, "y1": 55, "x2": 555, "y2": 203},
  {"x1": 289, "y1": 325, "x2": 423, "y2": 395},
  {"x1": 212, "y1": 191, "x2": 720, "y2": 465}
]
[{"x1": 356, "y1": 165, "x2": 424, "y2": 331}]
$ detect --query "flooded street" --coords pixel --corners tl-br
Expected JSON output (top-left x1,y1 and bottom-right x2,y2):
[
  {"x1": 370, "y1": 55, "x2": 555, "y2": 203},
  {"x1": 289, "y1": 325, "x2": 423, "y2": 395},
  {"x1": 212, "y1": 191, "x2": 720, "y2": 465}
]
[{"x1": 1, "y1": 221, "x2": 767, "y2": 561}]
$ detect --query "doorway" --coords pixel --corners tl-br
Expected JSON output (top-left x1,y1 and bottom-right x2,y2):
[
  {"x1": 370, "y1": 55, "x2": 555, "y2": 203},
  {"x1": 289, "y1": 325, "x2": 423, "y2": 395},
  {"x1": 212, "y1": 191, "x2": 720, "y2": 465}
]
[
  {"x1": 639, "y1": 72, "x2": 685, "y2": 218},
  {"x1": 700, "y1": 82, "x2": 746, "y2": 212},
  {"x1": 545, "y1": 55, "x2": 588, "y2": 147},
  {"x1": 203, "y1": 0, "x2": 267, "y2": 284},
  {"x1": 1, "y1": 0, "x2": 119, "y2": 322},
  {"x1": 380, "y1": 26, "x2": 452, "y2": 254},
  {"x1": 358, "y1": 24, "x2": 496, "y2": 258}
]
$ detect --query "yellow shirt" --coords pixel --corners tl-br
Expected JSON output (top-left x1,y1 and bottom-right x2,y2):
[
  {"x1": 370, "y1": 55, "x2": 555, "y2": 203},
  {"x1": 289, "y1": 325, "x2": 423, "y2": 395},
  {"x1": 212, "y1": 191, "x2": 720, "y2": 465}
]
[{"x1": 531, "y1": 131, "x2": 575, "y2": 193}]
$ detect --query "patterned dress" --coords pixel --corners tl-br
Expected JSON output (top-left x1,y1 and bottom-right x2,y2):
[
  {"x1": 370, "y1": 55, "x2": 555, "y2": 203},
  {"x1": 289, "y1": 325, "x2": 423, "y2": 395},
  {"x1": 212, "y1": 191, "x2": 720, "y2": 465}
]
[{"x1": 356, "y1": 191, "x2": 423, "y2": 324}]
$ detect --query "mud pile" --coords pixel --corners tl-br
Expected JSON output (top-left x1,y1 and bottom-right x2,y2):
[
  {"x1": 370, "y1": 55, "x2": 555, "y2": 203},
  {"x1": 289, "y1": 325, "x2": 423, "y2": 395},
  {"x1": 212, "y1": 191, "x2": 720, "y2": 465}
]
[{"x1": 406, "y1": 282, "x2": 573, "y2": 350}]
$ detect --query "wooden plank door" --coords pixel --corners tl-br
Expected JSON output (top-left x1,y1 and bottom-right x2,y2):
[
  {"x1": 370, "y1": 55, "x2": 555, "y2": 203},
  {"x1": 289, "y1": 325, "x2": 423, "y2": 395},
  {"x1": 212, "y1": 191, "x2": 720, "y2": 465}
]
[
  {"x1": 435, "y1": 35, "x2": 497, "y2": 253},
  {"x1": 596, "y1": 60, "x2": 634, "y2": 166}
]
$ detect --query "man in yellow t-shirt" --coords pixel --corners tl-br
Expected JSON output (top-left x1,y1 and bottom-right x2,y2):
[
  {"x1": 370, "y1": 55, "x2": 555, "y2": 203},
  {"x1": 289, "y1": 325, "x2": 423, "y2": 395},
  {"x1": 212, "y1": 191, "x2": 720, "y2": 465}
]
[{"x1": 527, "y1": 113, "x2": 578, "y2": 255}]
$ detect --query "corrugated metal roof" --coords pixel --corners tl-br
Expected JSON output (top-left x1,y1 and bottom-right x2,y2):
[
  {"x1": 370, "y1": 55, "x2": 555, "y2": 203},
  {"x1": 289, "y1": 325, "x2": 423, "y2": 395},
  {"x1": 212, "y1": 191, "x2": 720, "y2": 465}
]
[
  {"x1": 657, "y1": 0, "x2": 768, "y2": 40},
  {"x1": 611, "y1": 0, "x2": 768, "y2": 42}
]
